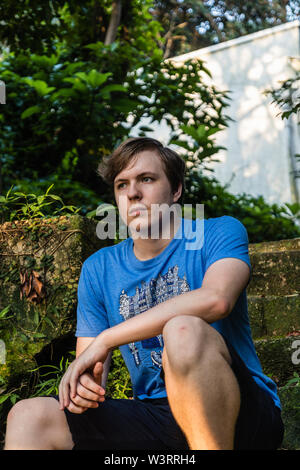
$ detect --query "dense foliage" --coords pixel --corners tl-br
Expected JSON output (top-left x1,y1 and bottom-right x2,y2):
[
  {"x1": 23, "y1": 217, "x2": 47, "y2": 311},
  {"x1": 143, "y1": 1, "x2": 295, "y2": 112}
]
[
  {"x1": 150, "y1": 0, "x2": 300, "y2": 58},
  {"x1": 0, "y1": 1, "x2": 230, "y2": 209},
  {"x1": 0, "y1": 0, "x2": 299, "y2": 242},
  {"x1": 1, "y1": 1, "x2": 299, "y2": 59}
]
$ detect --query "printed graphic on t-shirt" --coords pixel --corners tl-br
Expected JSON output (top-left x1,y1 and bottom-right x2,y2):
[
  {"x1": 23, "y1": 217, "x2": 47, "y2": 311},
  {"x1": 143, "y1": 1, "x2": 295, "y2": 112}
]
[{"x1": 119, "y1": 265, "x2": 190, "y2": 367}]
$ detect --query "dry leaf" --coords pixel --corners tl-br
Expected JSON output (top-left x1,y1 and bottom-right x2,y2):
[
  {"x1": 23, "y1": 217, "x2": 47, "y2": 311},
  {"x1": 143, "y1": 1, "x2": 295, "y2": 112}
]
[{"x1": 20, "y1": 270, "x2": 45, "y2": 303}]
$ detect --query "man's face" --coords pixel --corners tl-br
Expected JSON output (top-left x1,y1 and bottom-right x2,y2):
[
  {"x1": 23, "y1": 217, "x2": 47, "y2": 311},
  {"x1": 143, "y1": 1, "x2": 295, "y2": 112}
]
[{"x1": 114, "y1": 150, "x2": 182, "y2": 238}]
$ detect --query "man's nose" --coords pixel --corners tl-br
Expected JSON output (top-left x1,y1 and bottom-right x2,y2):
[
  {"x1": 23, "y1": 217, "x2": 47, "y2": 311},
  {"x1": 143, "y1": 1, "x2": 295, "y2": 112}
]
[{"x1": 127, "y1": 181, "x2": 141, "y2": 200}]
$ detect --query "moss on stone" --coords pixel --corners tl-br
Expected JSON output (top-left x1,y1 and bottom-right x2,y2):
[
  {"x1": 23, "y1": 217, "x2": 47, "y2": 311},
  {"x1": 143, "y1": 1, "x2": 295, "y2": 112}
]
[
  {"x1": 0, "y1": 215, "x2": 110, "y2": 400},
  {"x1": 254, "y1": 336, "x2": 300, "y2": 387},
  {"x1": 248, "y1": 295, "x2": 300, "y2": 339},
  {"x1": 249, "y1": 238, "x2": 300, "y2": 254},
  {"x1": 279, "y1": 386, "x2": 300, "y2": 450},
  {"x1": 247, "y1": 251, "x2": 300, "y2": 296}
]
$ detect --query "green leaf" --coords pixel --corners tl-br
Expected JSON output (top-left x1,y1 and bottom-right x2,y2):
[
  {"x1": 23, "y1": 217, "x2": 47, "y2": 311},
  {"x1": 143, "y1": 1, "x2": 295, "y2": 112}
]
[
  {"x1": 138, "y1": 126, "x2": 154, "y2": 132},
  {"x1": 88, "y1": 70, "x2": 112, "y2": 88},
  {"x1": 21, "y1": 105, "x2": 41, "y2": 119},
  {"x1": 180, "y1": 125, "x2": 199, "y2": 141},
  {"x1": 50, "y1": 89, "x2": 75, "y2": 101},
  {"x1": 23, "y1": 78, "x2": 55, "y2": 96},
  {"x1": 64, "y1": 62, "x2": 85, "y2": 74},
  {"x1": 10, "y1": 394, "x2": 19, "y2": 405},
  {"x1": 86, "y1": 209, "x2": 97, "y2": 218},
  {"x1": 63, "y1": 77, "x2": 87, "y2": 92},
  {"x1": 0, "y1": 394, "x2": 10, "y2": 405},
  {"x1": 74, "y1": 70, "x2": 112, "y2": 88},
  {"x1": 100, "y1": 84, "x2": 127, "y2": 98},
  {"x1": 207, "y1": 127, "x2": 221, "y2": 136},
  {"x1": 48, "y1": 194, "x2": 63, "y2": 203},
  {"x1": 33, "y1": 333, "x2": 46, "y2": 338},
  {"x1": 113, "y1": 98, "x2": 141, "y2": 113},
  {"x1": 169, "y1": 139, "x2": 192, "y2": 151},
  {"x1": 33, "y1": 310, "x2": 39, "y2": 326},
  {"x1": 31, "y1": 54, "x2": 58, "y2": 68},
  {"x1": 0, "y1": 305, "x2": 10, "y2": 319},
  {"x1": 45, "y1": 184, "x2": 54, "y2": 195},
  {"x1": 196, "y1": 125, "x2": 207, "y2": 140}
]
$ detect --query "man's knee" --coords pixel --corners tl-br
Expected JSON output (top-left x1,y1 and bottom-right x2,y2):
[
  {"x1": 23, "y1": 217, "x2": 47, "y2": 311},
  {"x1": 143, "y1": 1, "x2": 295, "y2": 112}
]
[
  {"x1": 5, "y1": 397, "x2": 73, "y2": 450},
  {"x1": 162, "y1": 315, "x2": 230, "y2": 375},
  {"x1": 7, "y1": 398, "x2": 45, "y2": 427}
]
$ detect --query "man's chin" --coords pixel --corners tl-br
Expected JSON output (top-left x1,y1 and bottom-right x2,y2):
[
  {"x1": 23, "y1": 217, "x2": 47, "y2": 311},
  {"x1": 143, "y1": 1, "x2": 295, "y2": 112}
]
[
  {"x1": 129, "y1": 221, "x2": 172, "y2": 241},
  {"x1": 128, "y1": 219, "x2": 152, "y2": 240}
]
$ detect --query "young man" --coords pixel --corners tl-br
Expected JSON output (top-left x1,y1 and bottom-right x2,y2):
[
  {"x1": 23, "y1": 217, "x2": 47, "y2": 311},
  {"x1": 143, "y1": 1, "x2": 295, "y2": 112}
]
[{"x1": 5, "y1": 137, "x2": 284, "y2": 450}]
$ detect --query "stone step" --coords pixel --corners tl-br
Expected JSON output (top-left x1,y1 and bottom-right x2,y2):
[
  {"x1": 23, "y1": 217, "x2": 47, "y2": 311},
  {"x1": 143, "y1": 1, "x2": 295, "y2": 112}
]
[
  {"x1": 0, "y1": 215, "x2": 107, "y2": 385},
  {"x1": 278, "y1": 386, "x2": 300, "y2": 450},
  {"x1": 248, "y1": 294, "x2": 300, "y2": 339},
  {"x1": 249, "y1": 238, "x2": 300, "y2": 253},
  {"x1": 254, "y1": 335, "x2": 300, "y2": 387},
  {"x1": 248, "y1": 238, "x2": 300, "y2": 296}
]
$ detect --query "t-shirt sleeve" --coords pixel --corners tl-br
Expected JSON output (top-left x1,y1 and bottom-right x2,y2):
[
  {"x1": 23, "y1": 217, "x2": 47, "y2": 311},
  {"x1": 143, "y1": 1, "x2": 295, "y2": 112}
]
[
  {"x1": 205, "y1": 216, "x2": 252, "y2": 282},
  {"x1": 75, "y1": 259, "x2": 109, "y2": 337}
]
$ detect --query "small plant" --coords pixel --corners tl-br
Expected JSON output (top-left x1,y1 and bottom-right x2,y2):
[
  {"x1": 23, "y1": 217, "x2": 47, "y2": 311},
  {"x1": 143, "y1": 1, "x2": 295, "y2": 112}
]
[
  {"x1": 0, "y1": 184, "x2": 80, "y2": 223},
  {"x1": 281, "y1": 372, "x2": 300, "y2": 391},
  {"x1": 0, "y1": 389, "x2": 21, "y2": 406},
  {"x1": 0, "y1": 376, "x2": 23, "y2": 407},
  {"x1": 30, "y1": 354, "x2": 75, "y2": 397},
  {"x1": 106, "y1": 349, "x2": 133, "y2": 399},
  {"x1": 0, "y1": 305, "x2": 13, "y2": 321}
]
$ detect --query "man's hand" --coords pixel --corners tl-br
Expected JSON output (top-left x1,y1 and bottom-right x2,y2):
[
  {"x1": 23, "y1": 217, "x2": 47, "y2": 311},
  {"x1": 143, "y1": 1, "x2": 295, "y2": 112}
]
[
  {"x1": 64, "y1": 362, "x2": 106, "y2": 414},
  {"x1": 59, "y1": 338, "x2": 110, "y2": 411}
]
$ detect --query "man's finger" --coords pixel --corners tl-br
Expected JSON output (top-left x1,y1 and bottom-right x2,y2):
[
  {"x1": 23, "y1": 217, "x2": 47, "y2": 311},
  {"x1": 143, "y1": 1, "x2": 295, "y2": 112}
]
[
  {"x1": 66, "y1": 400, "x2": 88, "y2": 415},
  {"x1": 76, "y1": 383, "x2": 104, "y2": 402},
  {"x1": 60, "y1": 373, "x2": 70, "y2": 410},
  {"x1": 58, "y1": 380, "x2": 64, "y2": 410},
  {"x1": 92, "y1": 362, "x2": 104, "y2": 385},
  {"x1": 71, "y1": 393, "x2": 100, "y2": 409},
  {"x1": 80, "y1": 372, "x2": 105, "y2": 396},
  {"x1": 70, "y1": 370, "x2": 79, "y2": 400}
]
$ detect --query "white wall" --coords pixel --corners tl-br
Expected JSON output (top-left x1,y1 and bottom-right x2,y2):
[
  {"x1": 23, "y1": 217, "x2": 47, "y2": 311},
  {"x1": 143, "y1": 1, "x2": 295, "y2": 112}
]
[{"x1": 133, "y1": 21, "x2": 300, "y2": 206}]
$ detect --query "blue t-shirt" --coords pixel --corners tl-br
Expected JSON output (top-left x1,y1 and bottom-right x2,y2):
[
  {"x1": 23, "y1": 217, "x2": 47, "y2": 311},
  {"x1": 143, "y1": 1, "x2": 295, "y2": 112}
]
[{"x1": 76, "y1": 216, "x2": 281, "y2": 409}]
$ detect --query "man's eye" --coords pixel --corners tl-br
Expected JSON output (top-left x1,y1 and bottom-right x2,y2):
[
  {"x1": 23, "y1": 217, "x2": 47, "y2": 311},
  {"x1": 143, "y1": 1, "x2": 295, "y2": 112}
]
[
  {"x1": 142, "y1": 177, "x2": 153, "y2": 182},
  {"x1": 117, "y1": 183, "x2": 126, "y2": 189}
]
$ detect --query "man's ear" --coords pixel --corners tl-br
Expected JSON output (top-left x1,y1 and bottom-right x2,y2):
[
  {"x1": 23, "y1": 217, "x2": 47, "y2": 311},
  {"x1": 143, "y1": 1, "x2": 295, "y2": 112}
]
[{"x1": 173, "y1": 183, "x2": 182, "y2": 203}]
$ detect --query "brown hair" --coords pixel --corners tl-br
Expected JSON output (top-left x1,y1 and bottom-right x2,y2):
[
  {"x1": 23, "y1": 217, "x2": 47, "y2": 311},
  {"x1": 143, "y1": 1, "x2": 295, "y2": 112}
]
[{"x1": 97, "y1": 137, "x2": 186, "y2": 204}]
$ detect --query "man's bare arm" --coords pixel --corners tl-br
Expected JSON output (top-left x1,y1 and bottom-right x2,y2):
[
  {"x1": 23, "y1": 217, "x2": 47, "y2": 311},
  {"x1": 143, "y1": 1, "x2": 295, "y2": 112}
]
[
  {"x1": 76, "y1": 337, "x2": 112, "y2": 389},
  {"x1": 99, "y1": 258, "x2": 250, "y2": 351}
]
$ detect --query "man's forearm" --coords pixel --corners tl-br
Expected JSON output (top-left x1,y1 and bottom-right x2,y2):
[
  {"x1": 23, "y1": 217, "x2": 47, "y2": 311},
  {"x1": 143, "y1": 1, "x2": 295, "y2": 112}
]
[{"x1": 98, "y1": 287, "x2": 229, "y2": 351}]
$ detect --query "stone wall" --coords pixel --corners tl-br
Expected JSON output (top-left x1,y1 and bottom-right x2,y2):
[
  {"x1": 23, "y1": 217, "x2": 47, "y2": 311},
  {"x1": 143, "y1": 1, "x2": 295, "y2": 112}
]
[
  {"x1": 248, "y1": 237, "x2": 300, "y2": 449},
  {"x1": 0, "y1": 214, "x2": 110, "y2": 437}
]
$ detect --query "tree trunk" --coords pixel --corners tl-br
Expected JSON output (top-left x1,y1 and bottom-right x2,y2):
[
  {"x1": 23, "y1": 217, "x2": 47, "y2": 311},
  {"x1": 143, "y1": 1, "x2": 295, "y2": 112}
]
[{"x1": 104, "y1": 0, "x2": 122, "y2": 45}]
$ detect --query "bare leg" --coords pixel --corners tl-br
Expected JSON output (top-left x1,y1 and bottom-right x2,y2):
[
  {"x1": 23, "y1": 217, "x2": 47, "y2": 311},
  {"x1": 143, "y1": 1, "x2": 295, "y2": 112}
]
[
  {"x1": 162, "y1": 315, "x2": 241, "y2": 450},
  {"x1": 4, "y1": 397, "x2": 74, "y2": 450}
]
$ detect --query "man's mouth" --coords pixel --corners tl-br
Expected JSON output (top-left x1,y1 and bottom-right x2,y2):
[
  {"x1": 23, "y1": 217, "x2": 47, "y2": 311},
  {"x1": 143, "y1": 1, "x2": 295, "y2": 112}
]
[{"x1": 128, "y1": 206, "x2": 147, "y2": 217}]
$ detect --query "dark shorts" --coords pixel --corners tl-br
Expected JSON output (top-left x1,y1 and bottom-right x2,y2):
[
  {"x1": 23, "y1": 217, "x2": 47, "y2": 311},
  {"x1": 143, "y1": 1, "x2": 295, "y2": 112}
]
[
  {"x1": 54, "y1": 339, "x2": 284, "y2": 450},
  {"x1": 221, "y1": 337, "x2": 284, "y2": 450}
]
